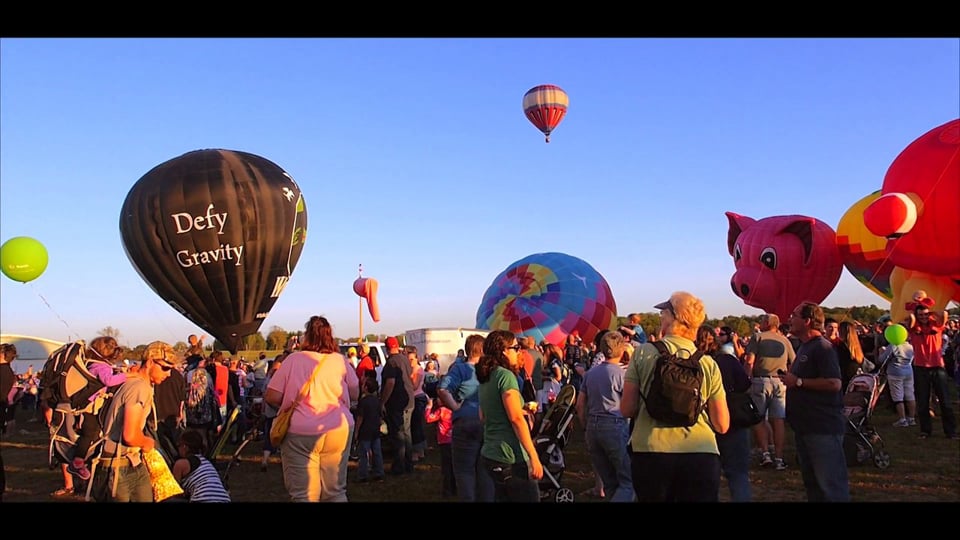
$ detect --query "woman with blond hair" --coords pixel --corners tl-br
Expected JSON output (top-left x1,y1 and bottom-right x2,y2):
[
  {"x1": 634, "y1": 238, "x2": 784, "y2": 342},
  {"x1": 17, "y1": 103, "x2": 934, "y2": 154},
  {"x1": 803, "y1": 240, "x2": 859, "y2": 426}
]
[
  {"x1": 620, "y1": 291, "x2": 729, "y2": 502},
  {"x1": 836, "y1": 321, "x2": 865, "y2": 391},
  {"x1": 265, "y1": 316, "x2": 359, "y2": 502}
]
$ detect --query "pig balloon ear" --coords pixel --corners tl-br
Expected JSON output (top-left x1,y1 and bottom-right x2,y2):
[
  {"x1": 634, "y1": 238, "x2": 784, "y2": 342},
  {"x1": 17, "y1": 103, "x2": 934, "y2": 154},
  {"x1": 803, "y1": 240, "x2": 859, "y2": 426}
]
[
  {"x1": 353, "y1": 277, "x2": 380, "y2": 322},
  {"x1": 725, "y1": 212, "x2": 755, "y2": 256}
]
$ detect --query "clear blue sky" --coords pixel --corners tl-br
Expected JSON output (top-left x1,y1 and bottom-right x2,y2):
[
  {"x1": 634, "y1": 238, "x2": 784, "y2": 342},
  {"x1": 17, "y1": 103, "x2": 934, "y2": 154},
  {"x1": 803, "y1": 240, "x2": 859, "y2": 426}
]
[{"x1": 1, "y1": 38, "x2": 958, "y2": 347}]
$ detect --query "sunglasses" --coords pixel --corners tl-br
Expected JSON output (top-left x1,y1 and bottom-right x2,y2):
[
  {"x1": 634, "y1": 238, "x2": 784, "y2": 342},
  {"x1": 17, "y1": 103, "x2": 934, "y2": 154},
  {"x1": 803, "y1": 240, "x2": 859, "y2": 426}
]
[
  {"x1": 718, "y1": 333, "x2": 728, "y2": 337},
  {"x1": 505, "y1": 345, "x2": 523, "y2": 351},
  {"x1": 158, "y1": 364, "x2": 173, "y2": 372}
]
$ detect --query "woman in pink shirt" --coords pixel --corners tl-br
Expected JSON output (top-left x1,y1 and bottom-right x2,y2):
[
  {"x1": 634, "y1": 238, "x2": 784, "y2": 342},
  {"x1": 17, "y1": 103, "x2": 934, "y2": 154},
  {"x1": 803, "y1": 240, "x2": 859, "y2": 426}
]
[{"x1": 265, "y1": 316, "x2": 360, "y2": 501}]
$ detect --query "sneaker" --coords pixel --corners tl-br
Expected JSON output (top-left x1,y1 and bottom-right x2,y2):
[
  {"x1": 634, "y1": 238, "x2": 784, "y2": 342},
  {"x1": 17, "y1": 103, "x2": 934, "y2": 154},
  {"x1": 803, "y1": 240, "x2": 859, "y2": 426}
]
[
  {"x1": 51, "y1": 487, "x2": 74, "y2": 497},
  {"x1": 774, "y1": 458, "x2": 787, "y2": 471},
  {"x1": 67, "y1": 460, "x2": 91, "y2": 481},
  {"x1": 760, "y1": 452, "x2": 773, "y2": 467},
  {"x1": 947, "y1": 433, "x2": 960, "y2": 440},
  {"x1": 919, "y1": 432, "x2": 930, "y2": 439},
  {"x1": 892, "y1": 418, "x2": 910, "y2": 427},
  {"x1": 907, "y1": 417, "x2": 917, "y2": 426}
]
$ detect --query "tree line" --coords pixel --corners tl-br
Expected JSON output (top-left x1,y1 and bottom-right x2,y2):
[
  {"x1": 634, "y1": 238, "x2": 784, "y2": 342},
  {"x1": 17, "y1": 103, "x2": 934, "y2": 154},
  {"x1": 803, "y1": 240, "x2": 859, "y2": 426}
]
[{"x1": 104, "y1": 303, "x2": 957, "y2": 362}]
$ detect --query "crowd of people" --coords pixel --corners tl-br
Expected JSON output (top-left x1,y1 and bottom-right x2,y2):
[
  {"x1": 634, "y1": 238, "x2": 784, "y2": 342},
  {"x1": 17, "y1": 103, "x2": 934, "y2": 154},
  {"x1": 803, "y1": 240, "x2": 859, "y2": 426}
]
[{"x1": 1, "y1": 290, "x2": 958, "y2": 503}]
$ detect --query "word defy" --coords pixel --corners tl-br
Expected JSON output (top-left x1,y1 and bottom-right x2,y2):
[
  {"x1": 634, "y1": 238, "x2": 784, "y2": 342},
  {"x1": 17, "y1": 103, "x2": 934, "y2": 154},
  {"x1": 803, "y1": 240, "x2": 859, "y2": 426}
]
[{"x1": 171, "y1": 203, "x2": 245, "y2": 268}]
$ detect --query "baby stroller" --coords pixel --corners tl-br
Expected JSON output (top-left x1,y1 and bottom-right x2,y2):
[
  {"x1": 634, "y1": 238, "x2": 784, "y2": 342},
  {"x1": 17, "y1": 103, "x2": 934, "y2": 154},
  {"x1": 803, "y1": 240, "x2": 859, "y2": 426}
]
[
  {"x1": 243, "y1": 392, "x2": 265, "y2": 442},
  {"x1": 842, "y1": 370, "x2": 890, "y2": 469},
  {"x1": 533, "y1": 384, "x2": 577, "y2": 503}
]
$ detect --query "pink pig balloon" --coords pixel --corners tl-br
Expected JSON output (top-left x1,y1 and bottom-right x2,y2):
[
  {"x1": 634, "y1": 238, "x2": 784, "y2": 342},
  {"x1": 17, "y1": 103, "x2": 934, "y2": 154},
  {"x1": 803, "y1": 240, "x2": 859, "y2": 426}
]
[{"x1": 726, "y1": 213, "x2": 843, "y2": 321}]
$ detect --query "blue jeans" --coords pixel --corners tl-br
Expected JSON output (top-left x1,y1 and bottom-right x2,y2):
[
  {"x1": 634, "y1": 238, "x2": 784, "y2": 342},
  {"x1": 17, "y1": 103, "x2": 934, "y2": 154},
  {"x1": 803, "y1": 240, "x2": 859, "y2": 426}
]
[
  {"x1": 794, "y1": 432, "x2": 850, "y2": 502},
  {"x1": 716, "y1": 426, "x2": 752, "y2": 502},
  {"x1": 384, "y1": 407, "x2": 413, "y2": 474},
  {"x1": 357, "y1": 437, "x2": 384, "y2": 480},
  {"x1": 913, "y1": 366, "x2": 957, "y2": 436},
  {"x1": 584, "y1": 415, "x2": 634, "y2": 502},
  {"x1": 411, "y1": 395, "x2": 428, "y2": 455},
  {"x1": 112, "y1": 463, "x2": 153, "y2": 502},
  {"x1": 450, "y1": 416, "x2": 494, "y2": 502}
]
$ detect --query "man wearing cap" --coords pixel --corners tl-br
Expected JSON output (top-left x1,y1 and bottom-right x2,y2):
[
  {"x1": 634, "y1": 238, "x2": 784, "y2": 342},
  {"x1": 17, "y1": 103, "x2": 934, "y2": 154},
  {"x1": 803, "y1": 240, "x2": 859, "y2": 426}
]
[
  {"x1": 97, "y1": 340, "x2": 179, "y2": 502},
  {"x1": 355, "y1": 343, "x2": 375, "y2": 385},
  {"x1": 905, "y1": 303, "x2": 957, "y2": 439},
  {"x1": 380, "y1": 336, "x2": 415, "y2": 475},
  {"x1": 346, "y1": 347, "x2": 359, "y2": 369},
  {"x1": 620, "y1": 292, "x2": 729, "y2": 502}
]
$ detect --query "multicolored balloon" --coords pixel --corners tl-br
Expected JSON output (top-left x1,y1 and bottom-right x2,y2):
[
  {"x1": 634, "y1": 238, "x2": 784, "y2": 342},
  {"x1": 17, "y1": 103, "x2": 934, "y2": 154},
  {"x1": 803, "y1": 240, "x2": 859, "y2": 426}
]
[
  {"x1": 119, "y1": 149, "x2": 308, "y2": 353},
  {"x1": 522, "y1": 84, "x2": 569, "y2": 143},
  {"x1": 1, "y1": 236, "x2": 49, "y2": 283},
  {"x1": 726, "y1": 212, "x2": 843, "y2": 321},
  {"x1": 475, "y1": 252, "x2": 617, "y2": 347},
  {"x1": 836, "y1": 191, "x2": 895, "y2": 301}
]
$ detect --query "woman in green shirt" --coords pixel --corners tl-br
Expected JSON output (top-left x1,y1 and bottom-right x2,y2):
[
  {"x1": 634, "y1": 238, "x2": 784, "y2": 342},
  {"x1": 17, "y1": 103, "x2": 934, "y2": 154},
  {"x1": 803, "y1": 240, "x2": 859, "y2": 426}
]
[{"x1": 477, "y1": 330, "x2": 544, "y2": 502}]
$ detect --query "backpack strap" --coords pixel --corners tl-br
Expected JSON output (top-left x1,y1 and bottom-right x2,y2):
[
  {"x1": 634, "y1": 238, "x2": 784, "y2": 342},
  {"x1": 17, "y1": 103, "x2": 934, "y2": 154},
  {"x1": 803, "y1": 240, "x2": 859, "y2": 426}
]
[{"x1": 636, "y1": 341, "x2": 670, "y2": 406}]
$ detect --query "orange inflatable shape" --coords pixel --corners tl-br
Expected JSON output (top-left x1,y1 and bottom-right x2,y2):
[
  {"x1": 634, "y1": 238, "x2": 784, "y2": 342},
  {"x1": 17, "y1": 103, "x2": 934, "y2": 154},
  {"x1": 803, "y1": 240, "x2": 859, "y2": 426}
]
[{"x1": 353, "y1": 277, "x2": 380, "y2": 322}]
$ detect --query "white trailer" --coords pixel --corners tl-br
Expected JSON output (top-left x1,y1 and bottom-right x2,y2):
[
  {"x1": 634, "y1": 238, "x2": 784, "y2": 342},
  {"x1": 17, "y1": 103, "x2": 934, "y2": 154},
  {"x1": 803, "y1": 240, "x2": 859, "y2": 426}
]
[{"x1": 403, "y1": 327, "x2": 490, "y2": 374}]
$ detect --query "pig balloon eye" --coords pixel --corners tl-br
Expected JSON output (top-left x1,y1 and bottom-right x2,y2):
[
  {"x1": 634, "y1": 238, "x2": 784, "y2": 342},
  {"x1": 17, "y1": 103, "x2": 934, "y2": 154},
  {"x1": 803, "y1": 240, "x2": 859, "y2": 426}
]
[
  {"x1": 734, "y1": 244, "x2": 742, "y2": 262},
  {"x1": 760, "y1": 247, "x2": 777, "y2": 269}
]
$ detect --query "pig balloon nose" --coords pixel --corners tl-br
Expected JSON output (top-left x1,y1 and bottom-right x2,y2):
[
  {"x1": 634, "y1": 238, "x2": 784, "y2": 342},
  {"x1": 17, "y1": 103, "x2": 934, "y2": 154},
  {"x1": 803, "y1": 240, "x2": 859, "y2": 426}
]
[{"x1": 731, "y1": 280, "x2": 750, "y2": 298}]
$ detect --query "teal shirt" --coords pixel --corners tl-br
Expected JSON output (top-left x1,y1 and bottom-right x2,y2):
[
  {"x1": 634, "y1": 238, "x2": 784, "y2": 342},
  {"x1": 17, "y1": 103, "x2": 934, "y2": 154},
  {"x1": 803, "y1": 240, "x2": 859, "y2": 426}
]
[
  {"x1": 624, "y1": 335, "x2": 723, "y2": 454},
  {"x1": 479, "y1": 366, "x2": 528, "y2": 464}
]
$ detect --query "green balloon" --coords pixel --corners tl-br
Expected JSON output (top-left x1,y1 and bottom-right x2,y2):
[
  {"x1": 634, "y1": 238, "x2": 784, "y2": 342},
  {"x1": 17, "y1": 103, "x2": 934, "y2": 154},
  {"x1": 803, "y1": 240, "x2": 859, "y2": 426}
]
[
  {"x1": 884, "y1": 323, "x2": 908, "y2": 346},
  {"x1": 1, "y1": 236, "x2": 49, "y2": 283}
]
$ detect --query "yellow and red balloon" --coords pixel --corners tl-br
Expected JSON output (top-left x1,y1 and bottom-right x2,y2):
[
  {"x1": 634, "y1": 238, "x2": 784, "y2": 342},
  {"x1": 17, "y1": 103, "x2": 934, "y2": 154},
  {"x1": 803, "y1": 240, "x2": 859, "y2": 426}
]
[{"x1": 523, "y1": 84, "x2": 569, "y2": 143}]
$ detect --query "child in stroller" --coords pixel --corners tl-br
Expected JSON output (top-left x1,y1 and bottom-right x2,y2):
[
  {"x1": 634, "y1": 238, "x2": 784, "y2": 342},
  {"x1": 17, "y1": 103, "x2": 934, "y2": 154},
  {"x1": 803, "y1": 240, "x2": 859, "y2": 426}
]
[
  {"x1": 842, "y1": 361, "x2": 891, "y2": 469},
  {"x1": 532, "y1": 384, "x2": 578, "y2": 502}
]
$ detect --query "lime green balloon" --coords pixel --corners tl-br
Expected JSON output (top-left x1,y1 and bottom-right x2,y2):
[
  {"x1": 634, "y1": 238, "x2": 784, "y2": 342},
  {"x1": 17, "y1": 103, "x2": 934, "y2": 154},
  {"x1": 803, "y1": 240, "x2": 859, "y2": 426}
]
[
  {"x1": 884, "y1": 323, "x2": 908, "y2": 346},
  {"x1": 1, "y1": 236, "x2": 49, "y2": 283}
]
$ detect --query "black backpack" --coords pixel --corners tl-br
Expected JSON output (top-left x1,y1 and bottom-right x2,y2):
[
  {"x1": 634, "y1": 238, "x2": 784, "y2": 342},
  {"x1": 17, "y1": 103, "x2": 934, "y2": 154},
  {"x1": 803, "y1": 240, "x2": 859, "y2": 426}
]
[
  {"x1": 38, "y1": 341, "x2": 105, "y2": 412},
  {"x1": 638, "y1": 341, "x2": 706, "y2": 427}
]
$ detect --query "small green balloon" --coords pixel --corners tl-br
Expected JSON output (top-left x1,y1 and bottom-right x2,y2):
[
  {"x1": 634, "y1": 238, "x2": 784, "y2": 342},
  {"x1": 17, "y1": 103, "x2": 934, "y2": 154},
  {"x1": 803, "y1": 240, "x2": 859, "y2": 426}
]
[
  {"x1": 1, "y1": 236, "x2": 49, "y2": 283},
  {"x1": 884, "y1": 323, "x2": 908, "y2": 346}
]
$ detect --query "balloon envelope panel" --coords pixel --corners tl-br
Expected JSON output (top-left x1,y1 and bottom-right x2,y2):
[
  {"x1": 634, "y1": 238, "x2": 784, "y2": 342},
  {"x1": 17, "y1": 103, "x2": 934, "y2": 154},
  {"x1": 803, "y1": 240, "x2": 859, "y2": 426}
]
[
  {"x1": 119, "y1": 149, "x2": 307, "y2": 352},
  {"x1": 476, "y1": 252, "x2": 617, "y2": 347},
  {"x1": 836, "y1": 190, "x2": 894, "y2": 301}
]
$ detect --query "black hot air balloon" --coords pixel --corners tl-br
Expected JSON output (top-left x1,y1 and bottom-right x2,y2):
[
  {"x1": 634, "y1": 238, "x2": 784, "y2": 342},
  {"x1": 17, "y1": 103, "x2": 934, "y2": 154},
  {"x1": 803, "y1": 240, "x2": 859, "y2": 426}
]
[{"x1": 119, "y1": 149, "x2": 308, "y2": 353}]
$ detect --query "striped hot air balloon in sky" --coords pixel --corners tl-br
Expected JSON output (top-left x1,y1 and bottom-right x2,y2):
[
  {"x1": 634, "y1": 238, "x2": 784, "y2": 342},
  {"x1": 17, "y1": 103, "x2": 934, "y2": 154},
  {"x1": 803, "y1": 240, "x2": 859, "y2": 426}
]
[{"x1": 522, "y1": 84, "x2": 569, "y2": 143}]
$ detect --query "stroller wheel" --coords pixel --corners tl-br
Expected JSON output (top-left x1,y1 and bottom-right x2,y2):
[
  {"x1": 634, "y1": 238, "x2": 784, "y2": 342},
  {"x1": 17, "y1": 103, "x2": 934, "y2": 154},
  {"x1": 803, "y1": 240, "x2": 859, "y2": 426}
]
[
  {"x1": 873, "y1": 450, "x2": 891, "y2": 469},
  {"x1": 554, "y1": 487, "x2": 575, "y2": 503}
]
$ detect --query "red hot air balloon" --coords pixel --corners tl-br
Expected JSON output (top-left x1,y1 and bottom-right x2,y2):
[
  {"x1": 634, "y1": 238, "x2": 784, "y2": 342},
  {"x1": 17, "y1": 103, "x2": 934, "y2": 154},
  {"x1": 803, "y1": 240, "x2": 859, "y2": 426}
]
[{"x1": 522, "y1": 84, "x2": 569, "y2": 143}]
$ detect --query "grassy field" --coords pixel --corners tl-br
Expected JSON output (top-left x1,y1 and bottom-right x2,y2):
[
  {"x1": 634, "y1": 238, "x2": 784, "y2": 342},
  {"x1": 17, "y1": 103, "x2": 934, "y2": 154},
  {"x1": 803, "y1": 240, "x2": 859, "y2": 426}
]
[{"x1": 2, "y1": 387, "x2": 958, "y2": 503}]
